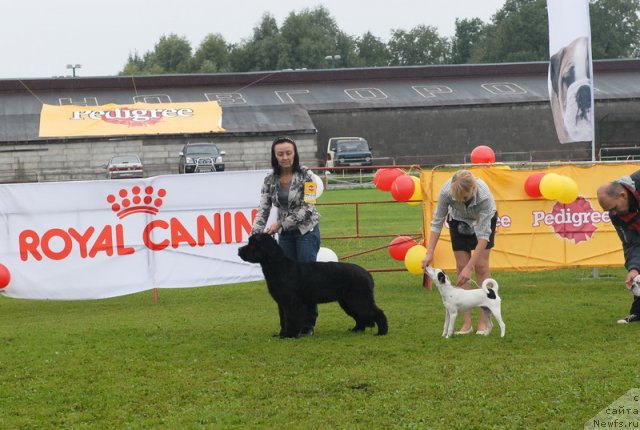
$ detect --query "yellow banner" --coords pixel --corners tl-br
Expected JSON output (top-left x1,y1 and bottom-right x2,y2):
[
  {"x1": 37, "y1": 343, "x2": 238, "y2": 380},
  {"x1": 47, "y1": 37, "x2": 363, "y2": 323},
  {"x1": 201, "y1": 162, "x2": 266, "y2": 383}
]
[
  {"x1": 421, "y1": 163, "x2": 640, "y2": 272},
  {"x1": 39, "y1": 101, "x2": 224, "y2": 138}
]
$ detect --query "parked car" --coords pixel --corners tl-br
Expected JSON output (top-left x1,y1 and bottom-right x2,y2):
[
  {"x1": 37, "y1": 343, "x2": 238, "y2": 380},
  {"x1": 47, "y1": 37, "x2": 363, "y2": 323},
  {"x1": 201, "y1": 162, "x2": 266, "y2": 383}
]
[
  {"x1": 325, "y1": 137, "x2": 373, "y2": 168},
  {"x1": 178, "y1": 142, "x2": 226, "y2": 173},
  {"x1": 104, "y1": 154, "x2": 144, "y2": 179}
]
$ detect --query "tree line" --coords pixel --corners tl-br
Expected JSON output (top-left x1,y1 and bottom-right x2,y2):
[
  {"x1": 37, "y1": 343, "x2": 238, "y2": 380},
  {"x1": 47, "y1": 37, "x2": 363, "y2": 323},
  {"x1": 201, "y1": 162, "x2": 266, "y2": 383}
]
[{"x1": 120, "y1": 0, "x2": 640, "y2": 75}]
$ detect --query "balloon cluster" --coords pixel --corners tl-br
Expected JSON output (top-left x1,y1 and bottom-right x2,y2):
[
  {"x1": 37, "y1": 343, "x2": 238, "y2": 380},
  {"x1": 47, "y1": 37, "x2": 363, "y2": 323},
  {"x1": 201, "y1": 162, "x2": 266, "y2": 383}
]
[
  {"x1": 524, "y1": 172, "x2": 579, "y2": 204},
  {"x1": 388, "y1": 236, "x2": 417, "y2": 261},
  {"x1": 387, "y1": 236, "x2": 426, "y2": 275},
  {"x1": 373, "y1": 168, "x2": 422, "y2": 204}
]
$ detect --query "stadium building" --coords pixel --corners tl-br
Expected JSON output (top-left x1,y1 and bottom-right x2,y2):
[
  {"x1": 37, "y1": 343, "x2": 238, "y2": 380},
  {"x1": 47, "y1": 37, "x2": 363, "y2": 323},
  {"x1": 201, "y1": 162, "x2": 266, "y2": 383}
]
[{"x1": 0, "y1": 59, "x2": 639, "y2": 182}]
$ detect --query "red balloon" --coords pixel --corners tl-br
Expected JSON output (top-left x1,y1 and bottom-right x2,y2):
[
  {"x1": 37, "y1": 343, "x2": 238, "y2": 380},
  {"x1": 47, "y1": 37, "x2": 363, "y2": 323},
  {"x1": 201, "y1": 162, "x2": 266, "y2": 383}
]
[
  {"x1": 524, "y1": 172, "x2": 547, "y2": 198},
  {"x1": 374, "y1": 168, "x2": 405, "y2": 192},
  {"x1": 0, "y1": 263, "x2": 11, "y2": 289},
  {"x1": 388, "y1": 236, "x2": 418, "y2": 261},
  {"x1": 470, "y1": 145, "x2": 496, "y2": 164},
  {"x1": 390, "y1": 175, "x2": 415, "y2": 202}
]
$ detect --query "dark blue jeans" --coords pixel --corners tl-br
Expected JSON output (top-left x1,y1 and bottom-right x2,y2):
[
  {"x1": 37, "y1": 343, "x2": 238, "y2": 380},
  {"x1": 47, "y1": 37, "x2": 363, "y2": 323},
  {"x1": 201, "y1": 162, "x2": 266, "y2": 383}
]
[
  {"x1": 631, "y1": 295, "x2": 640, "y2": 315},
  {"x1": 278, "y1": 226, "x2": 321, "y2": 330}
]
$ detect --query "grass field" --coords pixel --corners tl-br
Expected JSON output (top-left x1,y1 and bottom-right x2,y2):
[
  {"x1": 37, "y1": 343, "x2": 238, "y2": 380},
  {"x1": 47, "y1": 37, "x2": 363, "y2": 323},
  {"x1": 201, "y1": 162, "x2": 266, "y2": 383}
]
[{"x1": 0, "y1": 188, "x2": 637, "y2": 429}]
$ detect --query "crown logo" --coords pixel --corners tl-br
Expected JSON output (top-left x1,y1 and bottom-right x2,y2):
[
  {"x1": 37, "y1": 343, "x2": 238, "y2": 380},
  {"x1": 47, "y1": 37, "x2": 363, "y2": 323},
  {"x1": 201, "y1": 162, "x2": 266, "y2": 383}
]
[{"x1": 107, "y1": 186, "x2": 166, "y2": 219}]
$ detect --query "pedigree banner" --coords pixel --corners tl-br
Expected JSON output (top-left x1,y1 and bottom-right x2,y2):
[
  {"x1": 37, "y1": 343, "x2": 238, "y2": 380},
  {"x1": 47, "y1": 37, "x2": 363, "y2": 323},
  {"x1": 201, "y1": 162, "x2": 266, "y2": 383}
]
[
  {"x1": 0, "y1": 171, "x2": 266, "y2": 300},
  {"x1": 421, "y1": 163, "x2": 640, "y2": 272},
  {"x1": 39, "y1": 101, "x2": 225, "y2": 138}
]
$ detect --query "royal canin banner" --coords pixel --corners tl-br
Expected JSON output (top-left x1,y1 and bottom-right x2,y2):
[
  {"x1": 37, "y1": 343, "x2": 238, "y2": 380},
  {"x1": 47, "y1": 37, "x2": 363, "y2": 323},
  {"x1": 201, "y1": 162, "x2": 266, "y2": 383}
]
[
  {"x1": 421, "y1": 163, "x2": 639, "y2": 272},
  {"x1": 547, "y1": 0, "x2": 594, "y2": 144},
  {"x1": 0, "y1": 171, "x2": 267, "y2": 300},
  {"x1": 38, "y1": 101, "x2": 224, "y2": 138}
]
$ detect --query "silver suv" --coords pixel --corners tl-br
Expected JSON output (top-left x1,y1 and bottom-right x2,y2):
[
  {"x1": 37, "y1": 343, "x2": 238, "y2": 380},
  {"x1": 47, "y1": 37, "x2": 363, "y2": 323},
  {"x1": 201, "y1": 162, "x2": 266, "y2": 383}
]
[{"x1": 178, "y1": 143, "x2": 226, "y2": 173}]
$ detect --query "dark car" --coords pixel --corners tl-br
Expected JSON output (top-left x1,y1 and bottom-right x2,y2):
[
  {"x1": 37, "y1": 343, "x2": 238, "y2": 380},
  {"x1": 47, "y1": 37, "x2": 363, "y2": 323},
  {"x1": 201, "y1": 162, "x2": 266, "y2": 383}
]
[
  {"x1": 104, "y1": 154, "x2": 144, "y2": 179},
  {"x1": 326, "y1": 137, "x2": 373, "y2": 168},
  {"x1": 178, "y1": 143, "x2": 226, "y2": 173}
]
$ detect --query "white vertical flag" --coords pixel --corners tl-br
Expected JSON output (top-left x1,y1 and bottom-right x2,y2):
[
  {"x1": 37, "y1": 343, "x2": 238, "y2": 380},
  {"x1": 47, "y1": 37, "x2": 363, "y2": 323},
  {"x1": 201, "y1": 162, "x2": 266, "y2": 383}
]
[{"x1": 547, "y1": 0, "x2": 595, "y2": 147}]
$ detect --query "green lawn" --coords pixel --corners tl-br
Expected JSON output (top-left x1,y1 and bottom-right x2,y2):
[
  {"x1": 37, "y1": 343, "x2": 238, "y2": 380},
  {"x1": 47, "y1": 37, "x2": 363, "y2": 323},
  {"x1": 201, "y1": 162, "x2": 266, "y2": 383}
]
[{"x1": 0, "y1": 188, "x2": 637, "y2": 429}]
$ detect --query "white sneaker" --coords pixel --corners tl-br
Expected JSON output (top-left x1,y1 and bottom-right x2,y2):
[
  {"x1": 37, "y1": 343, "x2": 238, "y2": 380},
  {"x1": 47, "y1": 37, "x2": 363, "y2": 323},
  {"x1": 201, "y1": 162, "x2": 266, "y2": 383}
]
[{"x1": 617, "y1": 314, "x2": 640, "y2": 324}]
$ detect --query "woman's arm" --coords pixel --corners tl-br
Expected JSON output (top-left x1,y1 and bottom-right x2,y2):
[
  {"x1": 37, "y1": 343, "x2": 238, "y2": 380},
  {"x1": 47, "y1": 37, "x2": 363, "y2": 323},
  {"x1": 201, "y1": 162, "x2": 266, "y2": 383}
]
[
  {"x1": 422, "y1": 230, "x2": 441, "y2": 269},
  {"x1": 251, "y1": 176, "x2": 274, "y2": 234}
]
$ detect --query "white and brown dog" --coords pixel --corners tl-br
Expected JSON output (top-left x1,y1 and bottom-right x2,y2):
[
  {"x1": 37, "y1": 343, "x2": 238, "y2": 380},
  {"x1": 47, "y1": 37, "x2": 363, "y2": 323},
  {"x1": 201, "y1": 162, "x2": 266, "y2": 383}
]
[
  {"x1": 425, "y1": 266, "x2": 506, "y2": 338},
  {"x1": 549, "y1": 36, "x2": 593, "y2": 143}
]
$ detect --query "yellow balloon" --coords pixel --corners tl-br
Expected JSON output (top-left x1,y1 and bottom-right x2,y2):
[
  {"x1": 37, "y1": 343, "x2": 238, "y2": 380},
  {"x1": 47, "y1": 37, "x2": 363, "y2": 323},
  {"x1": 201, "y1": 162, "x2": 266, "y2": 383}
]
[
  {"x1": 404, "y1": 244, "x2": 427, "y2": 275},
  {"x1": 539, "y1": 173, "x2": 563, "y2": 200},
  {"x1": 407, "y1": 176, "x2": 423, "y2": 206},
  {"x1": 557, "y1": 176, "x2": 579, "y2": 204}
]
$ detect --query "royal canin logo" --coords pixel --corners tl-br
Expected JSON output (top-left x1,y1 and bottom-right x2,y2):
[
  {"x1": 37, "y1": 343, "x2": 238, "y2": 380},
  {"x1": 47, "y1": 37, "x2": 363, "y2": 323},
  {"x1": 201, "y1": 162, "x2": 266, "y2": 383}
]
[
  {"x1": 531, "y1": 197, "x2": 610, "y2": 243},
  {"x1": 70, "y1": 107, "x2": 194, "y2": 127},
  {"x1": 18, "y1": 187, "x2": 256, "y2": 262},
  {"x1": 107, "y1": 185, "x2": 166, "y2": 219}
]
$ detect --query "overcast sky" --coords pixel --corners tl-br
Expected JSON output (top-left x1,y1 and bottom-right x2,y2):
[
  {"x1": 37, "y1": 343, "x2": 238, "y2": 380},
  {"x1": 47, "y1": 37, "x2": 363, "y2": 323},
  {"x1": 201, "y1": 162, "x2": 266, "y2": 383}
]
[{"x1": 1, "y1": 0, "x2": 506, "y2": 80}]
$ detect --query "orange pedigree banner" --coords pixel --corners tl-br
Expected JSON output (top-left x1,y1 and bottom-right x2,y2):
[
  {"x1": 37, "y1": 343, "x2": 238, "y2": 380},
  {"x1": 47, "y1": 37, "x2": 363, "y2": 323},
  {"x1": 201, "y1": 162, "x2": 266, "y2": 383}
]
[
  {"x1": 39, "y1": 101, "x2": 225, "y2": 138},
  {"x1": 421, "y1": 163, "x2": 640, "y2": 272}
]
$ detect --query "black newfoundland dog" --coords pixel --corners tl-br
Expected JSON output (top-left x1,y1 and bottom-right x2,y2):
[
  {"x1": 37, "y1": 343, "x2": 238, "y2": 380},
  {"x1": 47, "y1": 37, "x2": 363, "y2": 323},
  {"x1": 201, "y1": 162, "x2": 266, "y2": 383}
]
[{"x1": 238, "y1": 233, "x2": 388, "y2": 338}]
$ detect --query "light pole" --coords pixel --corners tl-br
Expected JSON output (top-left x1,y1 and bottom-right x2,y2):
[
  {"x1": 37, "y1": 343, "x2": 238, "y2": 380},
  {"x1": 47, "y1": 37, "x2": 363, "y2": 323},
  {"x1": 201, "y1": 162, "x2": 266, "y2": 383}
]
[
  {"x1": 324, "y1": 54, "x2": 341, "y2": 68},
  {"x1": 66, "y1": 64, "x2": 82, "y2": 77}
]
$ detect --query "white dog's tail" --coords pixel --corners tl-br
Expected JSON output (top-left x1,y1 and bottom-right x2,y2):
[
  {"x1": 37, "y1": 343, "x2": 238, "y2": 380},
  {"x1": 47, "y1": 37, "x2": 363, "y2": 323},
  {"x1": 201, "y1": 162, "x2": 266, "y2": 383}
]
[{"x1": 481, "y1": 278, "x2": 499, "y2": 298}]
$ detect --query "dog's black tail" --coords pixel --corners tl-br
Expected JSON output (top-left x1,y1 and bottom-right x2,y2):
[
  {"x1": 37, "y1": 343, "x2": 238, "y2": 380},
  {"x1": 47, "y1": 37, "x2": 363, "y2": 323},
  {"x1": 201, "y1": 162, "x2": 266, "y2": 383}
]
[{"x1": 375, "y1": 308, "x2": 388, "y2": 336}]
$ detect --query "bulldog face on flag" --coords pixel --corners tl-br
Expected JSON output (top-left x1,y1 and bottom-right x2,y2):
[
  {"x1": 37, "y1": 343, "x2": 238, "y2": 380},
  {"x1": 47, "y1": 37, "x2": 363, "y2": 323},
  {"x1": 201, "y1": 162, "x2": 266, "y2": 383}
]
[{"x1": 549, "y1": 36, "x2": 593, "y2": 143}]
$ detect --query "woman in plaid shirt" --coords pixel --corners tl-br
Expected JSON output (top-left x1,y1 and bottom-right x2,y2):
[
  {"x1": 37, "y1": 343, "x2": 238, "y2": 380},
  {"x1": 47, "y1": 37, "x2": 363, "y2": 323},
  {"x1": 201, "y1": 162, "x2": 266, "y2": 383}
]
[
  {"x1": 251, "y1": 137, "x2": 321, "y2": 337},
  {"x1": 422, "y1": 169, "x2": 498, "y2": 335}
]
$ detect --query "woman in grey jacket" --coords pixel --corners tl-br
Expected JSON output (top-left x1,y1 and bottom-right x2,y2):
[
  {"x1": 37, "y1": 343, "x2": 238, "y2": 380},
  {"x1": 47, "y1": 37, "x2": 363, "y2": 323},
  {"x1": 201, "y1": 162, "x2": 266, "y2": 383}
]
[
  {"x1": 251, "y1": 137, "x2": 321, "y2": 336},
  {"x1": 421, "y1": 169, "x2": 498, "y2": 335}
]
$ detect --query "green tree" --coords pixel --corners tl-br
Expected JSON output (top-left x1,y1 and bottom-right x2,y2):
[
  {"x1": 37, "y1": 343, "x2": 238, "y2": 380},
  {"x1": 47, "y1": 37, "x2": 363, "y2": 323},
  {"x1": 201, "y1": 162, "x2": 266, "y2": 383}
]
[
  {"x1": 279, "y1": 6, "x2": 348, "y2": 69},
  {"x1": 470, "y1": 0, "x2": 548, "y2": 63},
  {"x1": 152, "y1": 34, "x2": 193, "y2": 73},
  {"x1": 590, "y1": 0, "x2": 640, "y2": 59},
  {"x1": 193, "y1": 34, "x2": 230, "y2": 73},
  {"x1": 118, "y1": 0, "x2": 640, "y2": 75},
  {"x1": 387, "y1": 25, "x2": 450, "y2": 65},
  {"x1": 119, "y1": 51, "x2": 163, "y2": 76},
  {"x1": 355, "y1": 32, "x2": 391, "y2": 67},
  {"x1": 467, "y1": 0, "x2": 640, "y2": 63},
  {"x1": 331, "y1": 32, "x2": 359, "y2": 68},
  {"x1": 451, "y1": 18, "x2": 486, "y2": 64},
  {"x1": 229, "y1": 13, "x2": 286, "y2": 71},
  {"x1": 120, "y1": 52, "x2": 145, "y2": 76}
]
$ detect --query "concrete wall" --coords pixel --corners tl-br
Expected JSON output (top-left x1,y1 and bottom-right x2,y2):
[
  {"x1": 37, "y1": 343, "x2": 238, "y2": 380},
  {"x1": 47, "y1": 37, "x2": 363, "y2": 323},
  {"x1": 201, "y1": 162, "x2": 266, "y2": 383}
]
[
  {"x1": 0, "y1": 133, "x2": 319, "y2": 183},
  {"x1": 311, "y1": 103, "x2": 594, "y2": 166}
]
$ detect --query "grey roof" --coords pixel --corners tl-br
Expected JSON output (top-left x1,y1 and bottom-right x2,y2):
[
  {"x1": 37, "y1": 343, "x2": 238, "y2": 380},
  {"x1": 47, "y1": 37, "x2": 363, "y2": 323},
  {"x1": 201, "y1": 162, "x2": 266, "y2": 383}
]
[{"x1": 0, "y1": 60, "x2": 638, "y2": 142}]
